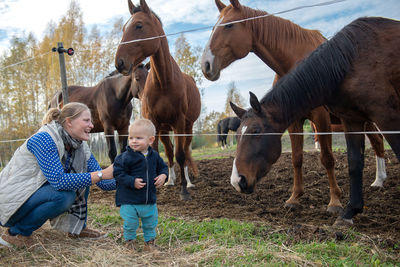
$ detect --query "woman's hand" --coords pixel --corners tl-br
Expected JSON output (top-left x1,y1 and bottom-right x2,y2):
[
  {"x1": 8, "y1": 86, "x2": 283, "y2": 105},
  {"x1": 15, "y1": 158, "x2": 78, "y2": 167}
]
[
  {"x1": 101, "y1": 164, "x2": 114, "y2": 179},
  {"x1": 90, "y1": 164, "x2": 114, "y2": 184}
]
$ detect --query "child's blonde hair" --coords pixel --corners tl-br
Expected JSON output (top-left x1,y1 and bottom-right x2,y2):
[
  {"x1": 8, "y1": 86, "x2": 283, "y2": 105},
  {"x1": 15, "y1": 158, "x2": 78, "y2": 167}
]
[{"x1": 129, "y1": 119, "x2": 156, "y2": 136}]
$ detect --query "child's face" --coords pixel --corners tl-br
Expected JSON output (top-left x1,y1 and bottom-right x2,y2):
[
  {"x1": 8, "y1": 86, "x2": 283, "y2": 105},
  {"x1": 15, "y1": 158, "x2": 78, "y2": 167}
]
[{"x1": 128, "y1": 127, "x2": 155, "y2": 153}]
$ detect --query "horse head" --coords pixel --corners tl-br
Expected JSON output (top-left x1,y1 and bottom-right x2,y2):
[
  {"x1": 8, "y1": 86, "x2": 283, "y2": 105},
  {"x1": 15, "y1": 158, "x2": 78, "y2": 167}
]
[
  {"x1": 201, "y1": 0, "x2": 253, "y2": 81},
  {"x1": 115, "y1": 0, "x2": 163, "y2": 75},
  {"x1": 131, "y1": 61, "x2": 150, "y2": 99},
  {"x1": 230, "y1": 92, "x2": 282, "y2": 194}
]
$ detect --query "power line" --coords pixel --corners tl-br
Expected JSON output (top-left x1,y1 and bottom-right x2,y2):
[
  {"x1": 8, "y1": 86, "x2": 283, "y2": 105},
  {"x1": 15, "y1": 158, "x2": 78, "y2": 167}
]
[{"x1": 1, "y1": 0, "x2": 346, "y2": 70}]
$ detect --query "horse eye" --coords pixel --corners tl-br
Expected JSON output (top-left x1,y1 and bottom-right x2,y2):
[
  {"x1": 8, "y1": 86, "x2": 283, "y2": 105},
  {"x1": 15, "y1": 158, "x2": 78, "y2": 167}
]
[
  {"x1": 224, "y1": 23, "x2": 233, "y2": 29},
  {"x1": 136, "y1": 23, "x2": 143, "y2": 30},
  {"x1": 252, "y1": 127, "x2": 262, "y2": 134}
]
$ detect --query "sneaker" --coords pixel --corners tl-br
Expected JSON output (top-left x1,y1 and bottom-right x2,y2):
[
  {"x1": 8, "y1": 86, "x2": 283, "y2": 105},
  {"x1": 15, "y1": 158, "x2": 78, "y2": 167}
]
[
  {"x1": 68, "y1": 228, "x2": 107, "y2": 239},
  {"x1": 143, "y1": 239, "x2": 159, "y2": 253},
  {"x1": 0, "y1": 229, "x2": 34, "y2": 248},
  {"x1": 124, "y1": 239, "x2": 137, "y2": 251}
]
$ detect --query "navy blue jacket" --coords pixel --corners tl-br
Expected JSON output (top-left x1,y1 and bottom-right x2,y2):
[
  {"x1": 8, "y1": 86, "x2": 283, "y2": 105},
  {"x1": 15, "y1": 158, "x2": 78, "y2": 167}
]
[{"x1": 113, "y1": 146, "x2": 168, "y2": 206}]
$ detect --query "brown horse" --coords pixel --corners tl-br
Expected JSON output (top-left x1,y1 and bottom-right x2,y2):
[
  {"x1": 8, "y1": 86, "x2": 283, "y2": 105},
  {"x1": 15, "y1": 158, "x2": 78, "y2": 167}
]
[
  {"x1": 310, "y1": 117, "x2": 387, "y2": 187},
  {"x1": 49, "y1": 63, "x2": 149, "y2": 163},
  {"x1": 229, "y1": 17, "x2": 400, "y2": 225},
  {"x1": 200, "y1": 0, "x2": 386, "y2": 213},
  {"x1": 115, "y1": 0, "x2": 201, "y2": 200}
]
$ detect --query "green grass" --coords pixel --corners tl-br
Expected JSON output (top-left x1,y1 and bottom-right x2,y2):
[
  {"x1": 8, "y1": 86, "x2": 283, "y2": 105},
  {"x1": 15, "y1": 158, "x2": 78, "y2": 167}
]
[{"x1": 88, "y1": 204, "x2": 399, "y2": 266}]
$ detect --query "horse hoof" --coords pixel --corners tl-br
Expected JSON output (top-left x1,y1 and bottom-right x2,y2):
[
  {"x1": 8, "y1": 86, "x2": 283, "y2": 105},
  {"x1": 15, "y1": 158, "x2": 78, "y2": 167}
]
[
  {"x1": 333, "y1": 216, "x2": 353, "y2": 227},
  {"x1": 164, "y1": 181, "x2": 175, "y2": 186},
  {"x1": 187, "y1": 183, "x2": 195, "y2": 188},
  {"x1": 370, "y1": 181, "x2": 384, "y2": 188},
  {"x1": 326, "y1": 206, "x2": 343, "y2": 215},
  {"x1": 284, "y1": 202, "x2": 300, "y2": 211},
  {"x1": 180, "y1": 193, "x2": 192, "y2": 201}
]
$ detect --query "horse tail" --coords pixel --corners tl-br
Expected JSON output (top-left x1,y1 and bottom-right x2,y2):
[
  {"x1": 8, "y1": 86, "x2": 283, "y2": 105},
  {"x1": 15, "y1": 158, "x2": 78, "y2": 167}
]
[{"x1": 217, "y1": 121, "x2": 222, "y2": 142}]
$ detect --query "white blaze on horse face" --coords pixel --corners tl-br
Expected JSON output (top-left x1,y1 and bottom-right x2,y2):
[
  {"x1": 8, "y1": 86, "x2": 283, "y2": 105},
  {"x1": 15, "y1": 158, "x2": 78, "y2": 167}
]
[
  {"x1": 230, "y1": 124, "x2": 249, "y2": 192},
  {"x1": 241, "y1": 126, "x2": 248, "y2": 136},
  {"x1": 230, "y1": 159, "x2": 241, "y2": 192},
  {"x1": 201, "y1": 16, "x2": 224, "y2": 73}
]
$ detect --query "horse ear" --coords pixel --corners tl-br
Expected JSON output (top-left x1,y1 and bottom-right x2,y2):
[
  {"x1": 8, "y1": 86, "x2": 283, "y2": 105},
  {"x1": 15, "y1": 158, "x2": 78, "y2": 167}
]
[
  {"x1": 145, "y1": 62, "x2": 151, "y2": 70},
  {"x1": 128, "y1": 0, "x2": 135, "y2": 15},
  {"x1": 249, "y1": 91, "x2": 261, "y2": 114},
  {"x1": 215, "y1": 0, "x2": 226, "y2": 12},
  {"x1": 140, "y1": 0, "x2": 151, "y2": 14},
  {"x1": 230, "y1": 0, "x2": 241, "y2": 9},
  {"x1": 230, "y1": 101, "x2": 246, "y2": 119}
]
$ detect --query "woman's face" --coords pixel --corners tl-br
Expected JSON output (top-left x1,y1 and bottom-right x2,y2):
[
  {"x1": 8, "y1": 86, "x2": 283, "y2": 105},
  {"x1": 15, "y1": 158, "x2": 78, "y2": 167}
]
[{"x1": 65, "y1": 109, "x2": 94, "y2": 141}]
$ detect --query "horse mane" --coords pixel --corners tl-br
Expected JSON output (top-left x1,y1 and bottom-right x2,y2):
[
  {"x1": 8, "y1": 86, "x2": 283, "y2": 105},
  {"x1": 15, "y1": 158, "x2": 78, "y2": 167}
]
[
  {"x1": 241, "y1": 6, "x2": 325, "y2": 51},
  {"x1": 261, "y1": 17, "x2": 385, "y2": 125}
]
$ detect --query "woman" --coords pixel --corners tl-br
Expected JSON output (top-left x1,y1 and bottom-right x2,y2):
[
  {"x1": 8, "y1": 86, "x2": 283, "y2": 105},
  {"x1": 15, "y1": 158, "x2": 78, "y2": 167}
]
[{"x1": 0, "y1": 102, "x2": 115, "y2": 248}]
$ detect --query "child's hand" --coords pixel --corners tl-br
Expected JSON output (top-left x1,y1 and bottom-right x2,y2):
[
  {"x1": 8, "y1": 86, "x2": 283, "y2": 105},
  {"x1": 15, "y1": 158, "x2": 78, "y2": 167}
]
[
  {"x1": 134, "y1": 178, "x2": 146, "y2": 189},
  {"x1": 154, "y1": 174, "x2": 167, "y2": 188}
]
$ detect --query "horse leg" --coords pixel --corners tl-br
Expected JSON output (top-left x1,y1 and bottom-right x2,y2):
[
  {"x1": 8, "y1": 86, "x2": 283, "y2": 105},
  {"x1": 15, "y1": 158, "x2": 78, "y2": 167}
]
[
  {"x1": 183, "y1": 122, "x2": 198, "y2": 186},
  {"x1": 152, "y1": 132, "x2": 160, "y2": 153},
  {"x1": 159, "y1": 131, "x2": 176, "y2": 186},
  {"x1": 222, "y1": 134, "x2": 227, "y2": 150},
  {"x1": 174, "y1": 128, "x2": 191, "y2": 201},
  {"x1": 337, "y1": 120, "x2": 366, "y2": 224},
  {"x1": 374, "y1": 118, "x2": 400, "y2": 161},
  {"x1": 284, "y1": 119, "x2": 305, "y2": 210},
  {"x1": 104, "y1": 126, "x2": 117, "y2": 163},
  {"x1": 311, "y1": 122, "x2": 320, "y2": 151},
  {"x1": 117, "y1": 127, "x2": 129, "y2": 154},
  {"x1": 222, "y1": 128, "x2": 228, "y2": 149},
  {"x1": 364, "y1": 122, "x2": 386, "y2": 187},
  {"x1": 311, "y1": 114, "x2": 342, "y2": 214}
]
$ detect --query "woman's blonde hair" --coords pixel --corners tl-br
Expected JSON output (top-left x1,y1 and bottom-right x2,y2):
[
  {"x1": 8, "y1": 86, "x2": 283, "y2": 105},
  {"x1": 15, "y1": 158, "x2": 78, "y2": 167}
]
[{"x1": 42, "y1": 102, "x2": 90, "y2": 126}]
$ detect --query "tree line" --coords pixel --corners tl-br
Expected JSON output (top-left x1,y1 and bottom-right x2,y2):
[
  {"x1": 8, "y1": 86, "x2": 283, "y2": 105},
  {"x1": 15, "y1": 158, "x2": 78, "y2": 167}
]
[{"x1": 0, "y1": 1, "x2": 246, "y2": 152}]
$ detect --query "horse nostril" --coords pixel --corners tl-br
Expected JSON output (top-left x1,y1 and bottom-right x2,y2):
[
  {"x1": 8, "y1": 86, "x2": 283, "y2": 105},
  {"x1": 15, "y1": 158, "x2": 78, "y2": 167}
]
[
  {"x1": 205, "y1": 61, "x2": 211, "y2": 73},
  {"x1": 116, "y1": 59, "x2": 125, "y2": 72},
  {"x1": 239, "y1": 175, "x2": 253, "y2": 194}
]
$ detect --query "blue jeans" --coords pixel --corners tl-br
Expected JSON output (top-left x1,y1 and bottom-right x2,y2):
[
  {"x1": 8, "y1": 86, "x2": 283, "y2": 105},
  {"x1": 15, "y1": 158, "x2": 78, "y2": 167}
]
[
  {"x1": 120, "y1": 204, "x2": 158, "y2": 242},
  {"x1": 2, "y1": 182, "x2": 88, "y2": 236}
]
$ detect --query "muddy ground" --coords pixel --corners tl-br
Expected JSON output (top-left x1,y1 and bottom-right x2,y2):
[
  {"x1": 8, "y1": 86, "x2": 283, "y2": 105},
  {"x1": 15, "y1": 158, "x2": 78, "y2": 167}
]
[{"x1": 92, "y1": 148, "x2": 400, "y2": 250}]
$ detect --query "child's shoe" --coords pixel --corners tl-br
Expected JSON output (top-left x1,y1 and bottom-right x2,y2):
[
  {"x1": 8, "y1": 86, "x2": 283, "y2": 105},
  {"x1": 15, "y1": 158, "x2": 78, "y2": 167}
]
[
  {"x1": 143, "y1": 239, "x2": 159, "y2": 252},
  {"x1": 124, "y1": 239, "x2": 137, "y2": 251}
]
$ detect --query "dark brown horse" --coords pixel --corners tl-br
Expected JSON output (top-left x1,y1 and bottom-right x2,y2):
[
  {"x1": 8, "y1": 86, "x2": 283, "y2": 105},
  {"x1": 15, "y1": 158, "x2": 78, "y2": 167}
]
[
  {"x1": 217, "y1": 116, "x2": 240, "y2": 149},
  {"x1": 49, "y1": 63, "x2": 149, "y2": 163},
  {"x1": 310, "y1": 119, "x2": 387, "y2": 187},
  {"x1": 229, "y1": 17, "x2": 400, "y2": 225},
  {"x1": 201, "y1": 0, "x2": 386, "y2": 213},
  {"x1": 115, "y1": 0, "x2": 201, "y2": 200}
]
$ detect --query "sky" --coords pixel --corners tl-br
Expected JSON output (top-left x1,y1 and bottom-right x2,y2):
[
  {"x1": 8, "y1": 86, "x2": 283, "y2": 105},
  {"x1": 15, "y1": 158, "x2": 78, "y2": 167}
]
[{"x1": 0, "y1": 0, "x2": 399, "y2": 114}]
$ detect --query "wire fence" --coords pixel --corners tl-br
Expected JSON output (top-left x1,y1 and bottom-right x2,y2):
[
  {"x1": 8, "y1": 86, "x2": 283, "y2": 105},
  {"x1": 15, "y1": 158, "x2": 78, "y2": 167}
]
[{"x1": 0, "y1": 130, "x2": 382, "y2": 168}]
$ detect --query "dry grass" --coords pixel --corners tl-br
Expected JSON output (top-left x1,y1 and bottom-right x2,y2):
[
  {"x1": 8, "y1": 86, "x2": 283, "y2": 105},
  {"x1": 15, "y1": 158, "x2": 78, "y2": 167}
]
[
  {"x1": 0, "y1": 225, "x2": 258, "y2": 267},
  {"x1": 0, "y1": 222, "x2": 243, "y2": 267}
]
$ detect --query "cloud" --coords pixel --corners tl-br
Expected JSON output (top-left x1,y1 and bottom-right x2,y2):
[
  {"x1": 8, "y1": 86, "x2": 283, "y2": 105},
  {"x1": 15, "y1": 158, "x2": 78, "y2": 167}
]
[{"x1": 0, "y1": 0, "x2": 399, "y2": 113}]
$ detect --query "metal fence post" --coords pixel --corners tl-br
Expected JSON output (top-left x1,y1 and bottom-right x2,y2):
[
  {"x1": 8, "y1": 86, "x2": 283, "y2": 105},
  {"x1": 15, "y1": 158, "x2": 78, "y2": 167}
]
[{"x1": 52, "y1": 42, "x2": 74, "y2": 105}]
